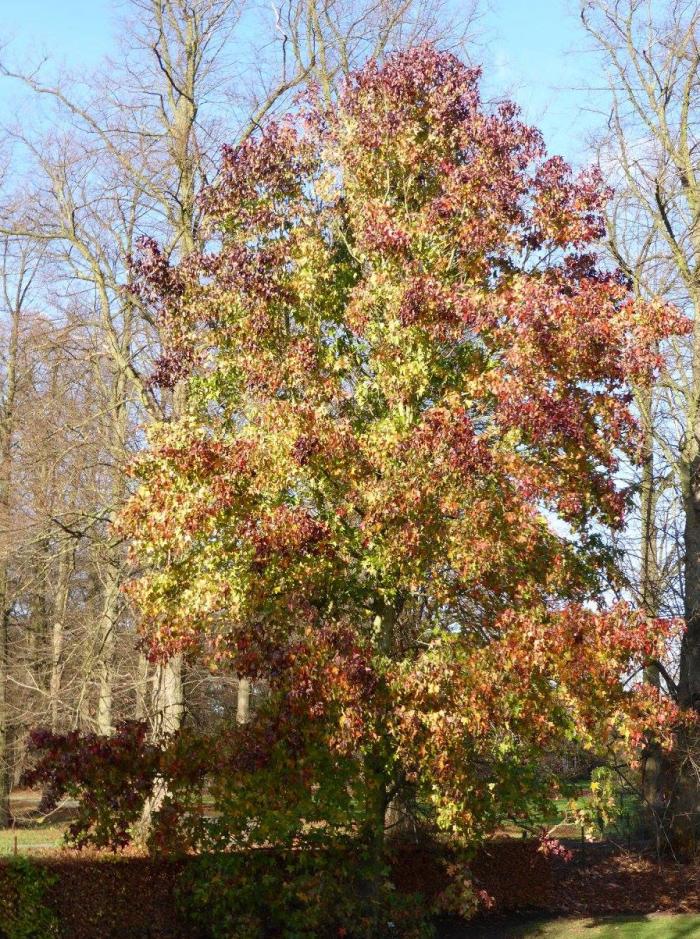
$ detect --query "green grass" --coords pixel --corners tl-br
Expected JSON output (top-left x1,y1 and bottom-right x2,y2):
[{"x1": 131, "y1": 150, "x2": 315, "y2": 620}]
[
  {"x1": 496, "y1": 780, "x2": 592, "y2": 840},
  {"x1": 460, "y1": 915, "x2": 700, "y2": 938},
  {"x1": 0, "y1": 826, "x2": 64, "y2": 854}
]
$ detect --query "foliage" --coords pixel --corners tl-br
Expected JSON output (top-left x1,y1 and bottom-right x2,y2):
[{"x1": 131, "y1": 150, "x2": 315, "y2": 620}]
[
  {"x1": 129, "y1": 42, "x2": 685, "y2": 843},
  {"x1": 569, "y1": 767, "x2": 632, "y2": 840},
  {"x1": 22, "y1": 723, "x2": 160, "y2": 850},
  {"x1": 178, "y1": 849, "x2": 433, "y2": 939},
  {"x1": 433, "y1": 854, "x2": 494, "y2": 921},
  {"x1": 24, "y1": 42, "x2": 688, "y2": 894},
  {"x1": 0, "y1": 857, "x2": 59, "y2": 939}
]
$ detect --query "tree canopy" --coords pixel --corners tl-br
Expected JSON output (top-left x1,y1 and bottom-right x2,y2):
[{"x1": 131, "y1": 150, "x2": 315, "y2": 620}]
[{"x1": 30, "y1": 44, "x2": 686, "y2": 865}]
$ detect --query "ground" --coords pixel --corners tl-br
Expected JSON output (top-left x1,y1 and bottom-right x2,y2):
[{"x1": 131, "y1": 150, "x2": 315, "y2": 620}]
[{"x1": 7, "y1": 787, "x2": 700, "y2": 937}]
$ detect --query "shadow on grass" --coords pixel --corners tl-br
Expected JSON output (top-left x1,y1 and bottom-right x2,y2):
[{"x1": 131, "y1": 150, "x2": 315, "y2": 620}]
[
  {"x1": 437, "y1": 913, "x2": 700, "y2": 938},
  {"x1": 435, "y1": 912, "x2": 554, "y2": 938},
  {"x1": 583, "y1": 914, "x2": 700, "y2": 938}
]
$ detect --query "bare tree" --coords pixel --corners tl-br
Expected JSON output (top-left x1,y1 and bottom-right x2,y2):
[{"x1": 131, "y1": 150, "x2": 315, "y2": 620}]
[
  {"x1": 0, "y1": 239, "x2": 45, "y2": 823},
  {"x1": 582, "y1": 0, "x2": 700, "y2": 850}
]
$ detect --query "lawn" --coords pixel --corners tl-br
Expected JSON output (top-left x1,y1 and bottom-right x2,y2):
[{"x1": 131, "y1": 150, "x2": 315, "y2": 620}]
[
  {"x1": 495, "y1": 780, "x2": 595, "y2": 841},
  {"x1": 453, "y1": 915, "x2": 700, "y2": 938},
  {"x1": 0, "y1": 789, "x2": 68, "y2": 854},
  {"x1": 0, "y1": 825, "x2": 64, "y2": 854},
  {"x1": 495, "y1": 776, "x2": 643, "y2": 846}
]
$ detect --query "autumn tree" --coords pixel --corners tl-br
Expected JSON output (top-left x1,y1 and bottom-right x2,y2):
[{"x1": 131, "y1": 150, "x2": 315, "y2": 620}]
[{"x1": 50, "y1": 41, "x2": 677, "y2": 881}]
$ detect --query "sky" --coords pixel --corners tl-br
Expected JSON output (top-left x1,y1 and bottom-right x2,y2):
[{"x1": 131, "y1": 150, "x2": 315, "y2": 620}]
[
  {"x1": 0, "y1": 0, "x2": 602, "y2": 166},
  {"x1": 2, "y1": 0, "x2": 113, "y2": 68},
  {"x1": 481, "y1": 1, "x2": 601, "y2": 162}
]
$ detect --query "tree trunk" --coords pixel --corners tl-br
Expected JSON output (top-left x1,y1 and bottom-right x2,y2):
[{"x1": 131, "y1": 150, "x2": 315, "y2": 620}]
[
  {"x1": 236, "y1": 677, "x2": 250, "y2": 725},
  {"x1": 152, "y1": 654, "x2": 184, "y2": 737},
  {"x1": 135, "y1": 654, "x2": 184, "y2": 840},
  {"x1": 135, "y1": 653, "x2": 149, "y2": 721},
  {"x1": 96, "y1": 559, "x2": 120, "y2": 735},
  {"x1": 49, "y1": 543, "x2": 74, "y2": 732},
  {"x1": 0, "y1": 595, "x2": 10, "y2": 827},
  {"x1": 359, "y1": 599, "x2": 401, "y2": 926},
  {"x1": 671, "y1": 445, "x2": 700, "y2": 854},
  {"x1": 0, "y1": 269, "x2": 21, "y2": 828},
  {"x1": 680, "y1": 444, "x2": 700, "y2": 711},
  {"x1": 636, "y1": 383, "x2": 667, "y2": 840},
  {"x1": 678, "y1": 313, "x2": 700, "y2": 702},
  {"x1": 0, "y1": 469, "x2": 12, "y2": 826},
  {"x1": 361, "y1": 750, "x2": 390, "y2": 933},
  {"x1": 674, "y1": 311, "x2": 700, "y2": 853}
]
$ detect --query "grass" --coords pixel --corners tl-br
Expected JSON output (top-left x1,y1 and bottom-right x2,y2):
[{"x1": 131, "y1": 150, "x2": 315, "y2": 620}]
[
  {"x1": 0, "y1": 790, "x2": 68, "y2": 854},
  {"x1": 0, "y1": 825, "x2": 65, "y2": 854},
  {"x1": 523, "y1": 916, "x2": 700, "y2": 937},
  {"x1": 453, "y1": 915, "x2": 700, "y2": 938}
]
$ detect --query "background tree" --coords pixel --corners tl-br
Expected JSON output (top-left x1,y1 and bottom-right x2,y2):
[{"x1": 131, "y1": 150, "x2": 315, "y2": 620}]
[
  {"x1": 0, "y1": 238, "x2": 44, "y2": 824},
  {"x1": 581, "y1": 0, "x2": 700, "y2": 848}
]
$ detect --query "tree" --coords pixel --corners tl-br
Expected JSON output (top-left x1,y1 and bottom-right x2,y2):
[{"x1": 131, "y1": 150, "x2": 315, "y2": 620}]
[
  {"x1": 0, "y1": 238, "x2": 42, "y2": 824},
  {"x1": 91, "y1": 41, "x2": 682, "y2": 870},
  {"x1": 581, "y1": 0, "x2": 700, "y2": 848}
]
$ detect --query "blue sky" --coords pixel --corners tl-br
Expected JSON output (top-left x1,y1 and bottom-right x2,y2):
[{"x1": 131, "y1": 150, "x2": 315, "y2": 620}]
[
  {"x1": 482, "y1": 1, "x2": 600, "y2": 162},
  {"x1": 3, "y1": 0, "x2": 113, "y2": 67},
  {"x1": 0, "y1": 0, "x2": 601, "y2": 166}
]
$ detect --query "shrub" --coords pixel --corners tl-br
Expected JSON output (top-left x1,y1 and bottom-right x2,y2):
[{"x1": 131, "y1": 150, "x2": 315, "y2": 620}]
[
  {"x1": 0, "y1": 857, "x2": 59, "y2": 939},
  {"x1": 178, "y1": 849, "x2": 433, "y2": 939}
]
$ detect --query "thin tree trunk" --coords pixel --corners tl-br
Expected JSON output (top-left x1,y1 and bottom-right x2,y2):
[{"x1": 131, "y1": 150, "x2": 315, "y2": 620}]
[
  {"x1": 0, "y1": 254, "x2": 23, "y2": 827},
  {"x1": 679, "y1": 303, "x2": 700, "y2": 708},
  {"x1": 96, "y1": 559, "x2": 120, "y2": 735},
  {"x1": 0, "y1": 593, "x2": 10, "y2": 826},
  {"x1": 636, "y1": 384, "x2": 667, "y2": 844},
  {"x1": 680, "y1": 441, "x2": 700, "y2": 708},
  {"x1": 49, "y1": 541, "x2": 74, "y2": 732},
  {"x1": 135, "y1": 653, "x2": 149, "y2": 721},
  {"x1": 49, "y1": 616, "x2": 64, "y2": 733}
]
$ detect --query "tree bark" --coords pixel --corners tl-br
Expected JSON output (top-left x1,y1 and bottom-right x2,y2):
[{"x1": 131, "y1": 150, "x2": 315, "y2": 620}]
[
  {"x1": 135, "y1": 653, "x2": 184, "y2": 840},
  {"x1": 135, "y1": 653, "x2": 150, "y2": 721},
  {"x1": 0, "y1": 593, "x2": 10, "y2": 827},
  {"x1": 152, "y1": 653, "x2": 184, "y2": 737},
  {"x1": 636, "y1": 383, "x2": 669, "y2": 845},
  {"x1": 0, "y1": 249, "x2": 24, "y2": 826},
  {"x1": 236, "y1": 677, "x2": 250, "y2": 725},
  {"x1": 680, "y1": 385, "x2": 700, "y2": 711},
  {"x1": 49, "y1": 543, "x2": 74, "y2": 732}
]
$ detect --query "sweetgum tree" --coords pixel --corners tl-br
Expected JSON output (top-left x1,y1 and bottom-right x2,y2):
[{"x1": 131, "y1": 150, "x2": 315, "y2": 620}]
[{"x1": 28, "y1": 46, "x2": 686, "y2": 882}]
